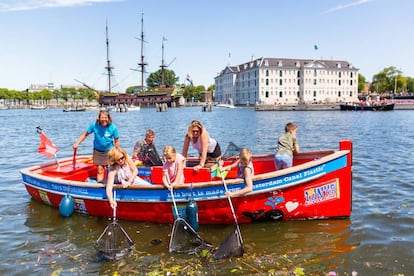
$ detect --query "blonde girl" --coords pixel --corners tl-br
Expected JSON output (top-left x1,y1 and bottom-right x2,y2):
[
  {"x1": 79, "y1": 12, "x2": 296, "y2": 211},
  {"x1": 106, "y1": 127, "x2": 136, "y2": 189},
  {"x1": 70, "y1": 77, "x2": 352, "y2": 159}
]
[
  {"x1": 162, "y1": 145, "x2": 186, "y2": 189},
  {"x1": 221, "y1": 148, "x2": 254, "y2": 197}
]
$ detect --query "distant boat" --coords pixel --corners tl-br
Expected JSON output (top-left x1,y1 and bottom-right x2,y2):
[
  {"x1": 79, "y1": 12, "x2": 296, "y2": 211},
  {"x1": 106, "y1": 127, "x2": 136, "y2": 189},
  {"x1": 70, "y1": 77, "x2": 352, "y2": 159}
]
[
  {"x1": 340, "y1": 102, "x2": 394, "y2": 111},
  {"x1": 216, "y1": 98, "x2": 235, "y2": 108},
  {"x1": 30, "y1": 105, "x2": 47, "y2": 110},
  {"x1": 63, "y1": 106, "x2": 86, "y2": 112},
  {"x1": 127, "y1": 105, "x2": 141, "y2": 111}
]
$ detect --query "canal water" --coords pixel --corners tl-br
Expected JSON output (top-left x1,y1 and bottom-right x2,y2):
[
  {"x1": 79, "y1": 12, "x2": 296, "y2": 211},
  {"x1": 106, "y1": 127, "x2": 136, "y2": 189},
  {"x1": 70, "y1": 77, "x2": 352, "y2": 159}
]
[{"x1": 0, "y1": 106, "x2": 413, "y2": 275}]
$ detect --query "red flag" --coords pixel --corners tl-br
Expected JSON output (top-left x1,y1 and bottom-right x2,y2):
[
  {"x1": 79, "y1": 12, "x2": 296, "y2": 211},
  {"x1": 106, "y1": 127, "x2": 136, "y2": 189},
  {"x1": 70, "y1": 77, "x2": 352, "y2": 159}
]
[{"x1": 38, "y1": 132, "x2": 59, "y2": 158}]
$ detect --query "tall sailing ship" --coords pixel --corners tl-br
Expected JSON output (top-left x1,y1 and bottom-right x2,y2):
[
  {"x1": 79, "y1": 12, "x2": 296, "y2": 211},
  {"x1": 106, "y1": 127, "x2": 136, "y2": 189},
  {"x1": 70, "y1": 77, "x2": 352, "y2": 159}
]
[{"x1": 89, "y1": 13, "x2": 180, "y2": 107}]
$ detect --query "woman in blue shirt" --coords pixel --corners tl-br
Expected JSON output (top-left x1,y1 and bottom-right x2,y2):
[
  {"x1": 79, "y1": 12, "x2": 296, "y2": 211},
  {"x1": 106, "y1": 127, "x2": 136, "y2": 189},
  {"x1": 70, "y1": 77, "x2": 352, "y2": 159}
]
[{"x1": 73, "y1": 110, "x2": 119, "y2": 182}]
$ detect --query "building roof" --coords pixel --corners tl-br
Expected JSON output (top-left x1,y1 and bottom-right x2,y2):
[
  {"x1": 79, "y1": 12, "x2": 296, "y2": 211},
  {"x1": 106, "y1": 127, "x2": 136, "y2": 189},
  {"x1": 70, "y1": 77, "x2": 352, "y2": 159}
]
[{"x1": 216, "y1": 57, "x2": 358, "y2": 78}]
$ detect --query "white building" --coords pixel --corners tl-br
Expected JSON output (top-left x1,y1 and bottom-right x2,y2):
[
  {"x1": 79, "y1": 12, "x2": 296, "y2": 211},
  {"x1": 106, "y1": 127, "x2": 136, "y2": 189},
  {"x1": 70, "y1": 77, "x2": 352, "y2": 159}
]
[{"x1": 215, "y1": 57, "x2": 359, "y2": 105}]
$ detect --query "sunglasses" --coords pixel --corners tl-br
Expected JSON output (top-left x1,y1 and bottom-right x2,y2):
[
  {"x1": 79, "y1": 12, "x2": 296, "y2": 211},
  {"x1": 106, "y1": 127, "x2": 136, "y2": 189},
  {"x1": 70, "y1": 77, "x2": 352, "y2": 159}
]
[
  {"x1": 117, "y1": 156, "x2": 125, "y2": 162},
  {"x1": 192, "y1": 129, "x2": 200, "y2": 133}
]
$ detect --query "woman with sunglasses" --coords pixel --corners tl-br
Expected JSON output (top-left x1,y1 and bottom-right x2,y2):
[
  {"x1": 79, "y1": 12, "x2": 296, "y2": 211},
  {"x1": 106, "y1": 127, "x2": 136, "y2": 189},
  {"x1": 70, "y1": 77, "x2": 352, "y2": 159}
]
[
  {"x1": 106, "y1": 146, "x2": 150, "y2": 209},
  {"x1": 182, "y1": 120, "x2": 221, "y2": 171}
]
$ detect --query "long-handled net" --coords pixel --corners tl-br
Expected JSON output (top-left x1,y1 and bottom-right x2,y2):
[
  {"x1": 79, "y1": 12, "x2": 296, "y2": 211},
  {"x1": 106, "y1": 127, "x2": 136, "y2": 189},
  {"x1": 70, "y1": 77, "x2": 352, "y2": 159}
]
[
  {"x1": 168, "y1": 183, "x2": 212, "y2": 254},
  {"x1": 222, "y1": 142, "x2": 243, "y2": 159},
  {"x1": 94, "y1": 191, "x2": 134, "y2": 261},
  {"x1": 213, "y1": 176, "x2": 244, "y2": 260}
]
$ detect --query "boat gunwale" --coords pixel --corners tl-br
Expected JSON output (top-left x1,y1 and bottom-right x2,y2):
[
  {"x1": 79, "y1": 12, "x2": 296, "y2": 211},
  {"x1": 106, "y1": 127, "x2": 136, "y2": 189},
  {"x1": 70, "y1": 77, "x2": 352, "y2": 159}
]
[{"x1": 20, "y1": 149, "x2": 350, "y2": 192}]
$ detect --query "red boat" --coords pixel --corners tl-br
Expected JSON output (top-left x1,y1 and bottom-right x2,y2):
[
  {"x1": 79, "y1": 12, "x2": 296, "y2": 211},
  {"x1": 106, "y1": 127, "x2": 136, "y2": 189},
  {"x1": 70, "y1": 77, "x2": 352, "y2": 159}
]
[{"x1": 20, "y1": 140, "x2": 353, "y2": 224}]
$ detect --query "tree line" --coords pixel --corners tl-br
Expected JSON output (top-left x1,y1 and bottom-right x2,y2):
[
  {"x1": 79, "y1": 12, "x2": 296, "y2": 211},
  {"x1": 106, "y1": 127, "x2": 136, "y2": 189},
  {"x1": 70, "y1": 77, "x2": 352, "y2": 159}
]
[
  {"x1": 359, "y1": 66, "x2": 414, "y2": 95},
  {"x1": 0, "y1": 87, "x2": 97, "y2": 106},
  {"x1": 2, "y1": 66, "x2": 410, "y2": 106}
]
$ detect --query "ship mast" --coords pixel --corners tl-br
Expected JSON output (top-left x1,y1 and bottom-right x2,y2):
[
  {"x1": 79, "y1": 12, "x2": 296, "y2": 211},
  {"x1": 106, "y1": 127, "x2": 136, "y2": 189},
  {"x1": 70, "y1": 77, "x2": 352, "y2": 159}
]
[
  {"x1": 160, "y1": 37, "x2": 167, "y2": 87},
  {"x1": 105, "y1": 20, "x2": 114, "y2": 93},
  {"x1": 138, "y1": 11, "x2": 147, "y2": 92}
]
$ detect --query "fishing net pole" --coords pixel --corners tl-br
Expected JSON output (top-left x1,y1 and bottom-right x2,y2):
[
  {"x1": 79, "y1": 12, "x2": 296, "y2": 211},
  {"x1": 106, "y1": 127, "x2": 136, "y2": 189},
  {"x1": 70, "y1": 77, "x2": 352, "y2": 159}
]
[
  {"x1": 167, "y1": 173, "x2": 212, "y2": 254},
  {"x1": 94, "y1": 191, "x2": 134, "y2": 261}
]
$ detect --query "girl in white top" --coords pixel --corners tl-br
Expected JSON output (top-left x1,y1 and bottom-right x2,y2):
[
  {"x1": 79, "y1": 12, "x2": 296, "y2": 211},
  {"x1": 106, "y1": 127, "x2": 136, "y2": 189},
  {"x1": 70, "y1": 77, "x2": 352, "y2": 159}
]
[
  {"x1": 182, "y1": 120, "x2": 221, "y2": 171},
  {"x1": 106, "y1": 146, "x2": 150, "y2": 209},
  {"x1": 162, "y1": 145, "x2": 186, "y2": 189}
]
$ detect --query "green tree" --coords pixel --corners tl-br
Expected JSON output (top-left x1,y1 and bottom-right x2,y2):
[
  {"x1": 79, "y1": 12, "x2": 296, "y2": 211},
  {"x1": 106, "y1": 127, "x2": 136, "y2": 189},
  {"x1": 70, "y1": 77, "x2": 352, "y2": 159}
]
[
  {"x1": 371, "y1": 66, "x2": 402, "y2": 94},
  {"x1": 406, "y1": 77, "x2": 414, "y2": 93},
  {"x1": 126, "y1": 85, "x2": 141, "y2": 94},
  {"x1": 358, "y1": 73, "x2": 366, "y2": 93},
  {"x1": 147, "y1": 69, "x2": 179, "y2": 89},
  {"x1": 182, "y1": 85, "x2": 206, "y2": 101},
  {"x1": 207, "y1": 84, "x2": 215, "y2": 91}
]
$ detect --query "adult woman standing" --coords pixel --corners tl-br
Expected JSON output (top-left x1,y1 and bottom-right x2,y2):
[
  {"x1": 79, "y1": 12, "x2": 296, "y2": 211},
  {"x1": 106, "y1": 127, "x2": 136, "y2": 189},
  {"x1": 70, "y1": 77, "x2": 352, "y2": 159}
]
[
  {"x1": 182, "y1": 120, "x2": 221, "y2": 171},
  {"x1": 73, "y1": 110, "x2": 119, "y2": 182}
]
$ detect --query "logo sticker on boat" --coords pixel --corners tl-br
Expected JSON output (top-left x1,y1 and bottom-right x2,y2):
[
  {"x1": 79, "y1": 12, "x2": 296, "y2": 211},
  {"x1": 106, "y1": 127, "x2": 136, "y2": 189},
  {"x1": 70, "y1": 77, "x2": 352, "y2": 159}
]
[
  {"x1": 39, "y1": 190, "x2": 52, "y2": 205},
  {"x1": 304, "y1": 179, "x2": 340, "y2": 206},
  {"x1": 74, "y1": 199, "x2": 88, "y2": 214}
]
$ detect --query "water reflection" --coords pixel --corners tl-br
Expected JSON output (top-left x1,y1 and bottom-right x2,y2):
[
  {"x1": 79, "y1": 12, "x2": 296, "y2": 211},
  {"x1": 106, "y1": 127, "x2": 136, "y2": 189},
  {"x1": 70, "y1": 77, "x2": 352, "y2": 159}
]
[{"x1": 2, "y1": 108, "x2": 414, "y2": 275}]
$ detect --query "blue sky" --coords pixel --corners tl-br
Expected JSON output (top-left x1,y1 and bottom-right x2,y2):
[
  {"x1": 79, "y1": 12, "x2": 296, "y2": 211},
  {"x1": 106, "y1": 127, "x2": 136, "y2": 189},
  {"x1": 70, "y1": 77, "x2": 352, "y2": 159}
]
[{"x1": 1, "y1": 0, "x2": 413, "y2": 91}]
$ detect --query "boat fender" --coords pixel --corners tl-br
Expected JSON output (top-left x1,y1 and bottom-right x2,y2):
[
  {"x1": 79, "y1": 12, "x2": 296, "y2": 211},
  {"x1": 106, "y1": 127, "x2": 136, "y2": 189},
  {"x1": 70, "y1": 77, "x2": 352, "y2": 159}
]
[
  {"x1": 186, "y1": 198, "x2": 199, "y2": 231},
  {"x1": 59, "y1": 194, "x2": 75, "y2": 217}
]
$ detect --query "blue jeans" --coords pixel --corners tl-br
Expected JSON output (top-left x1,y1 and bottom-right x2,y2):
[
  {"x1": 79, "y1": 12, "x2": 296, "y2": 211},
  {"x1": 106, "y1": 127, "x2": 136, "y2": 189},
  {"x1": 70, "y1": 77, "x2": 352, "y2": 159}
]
[{"x1": 274, "y1": 154, "x2": 293, "y2": 170}]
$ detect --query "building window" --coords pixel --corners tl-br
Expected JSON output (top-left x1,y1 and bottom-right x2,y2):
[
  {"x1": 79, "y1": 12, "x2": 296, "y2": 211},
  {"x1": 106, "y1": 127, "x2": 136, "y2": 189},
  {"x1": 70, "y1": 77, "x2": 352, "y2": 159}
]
[
  {"x1": 338, "y1": 91, "x2": 341, "y2": 97},
  {"x1": 297, "y1": 79, "x2": 300, "y2": 85},
  {"x1": 266, "y1": 70, "x2": 269, "y2": 77},
  {"x1": 313, "y1": 91, "x2": 317, "y2": 97},
  {"x1": 279, "y1": 91, "x2": 283, "y2": 98},
  {"x1": 314, "y1": 69, "x2": 317, "y2": 77},
  {"x1": 313, "y1": 79, "x2": 317, "y2": 85},
  {"x1": 265, "y1": 91, "x2": 269, "y2": 98},
  {"x1": 350, "y1": 80, "x2": 353, "y2": 86},
  {"x1": 338, "y1": 80, "x2": 341, "y2": 86},
  {"x1": 266, "y1": 79, "x2": 269, "y2": 85},
  {"x1": 279, "y1": 70, "x2": 283, "y2": 77},
  {"x1": 339, "y1": 72, "x2": 342, "y2": 78},
  {"x1": 297, "y1": 71, "x2": 300, "y2": 77},
  {"x1": 279, "y1": 79, "x2": 283, "y2": 86}
]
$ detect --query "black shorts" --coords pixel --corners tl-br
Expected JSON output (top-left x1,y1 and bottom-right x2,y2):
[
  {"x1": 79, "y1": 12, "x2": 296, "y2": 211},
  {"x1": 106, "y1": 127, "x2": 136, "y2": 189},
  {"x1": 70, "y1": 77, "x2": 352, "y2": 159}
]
[{"x1": 207, "y1": 143, "x2": 221, "y2": 159}]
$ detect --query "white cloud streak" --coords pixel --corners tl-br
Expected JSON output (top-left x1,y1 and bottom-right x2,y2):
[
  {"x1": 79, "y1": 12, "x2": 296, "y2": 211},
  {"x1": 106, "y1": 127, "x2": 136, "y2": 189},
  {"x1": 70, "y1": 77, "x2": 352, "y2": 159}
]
[
  {"x1": 0, "y1": 0, "x2": 124, "y2": 12},
  {"x1": 321, "y1": 0, "x2": 375, "y2": 14}
]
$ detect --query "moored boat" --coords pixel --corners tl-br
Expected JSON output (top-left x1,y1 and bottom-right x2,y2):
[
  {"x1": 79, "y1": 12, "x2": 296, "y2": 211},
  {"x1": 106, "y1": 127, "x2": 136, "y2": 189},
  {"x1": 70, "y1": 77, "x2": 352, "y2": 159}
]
[
  {"x1": 20, "y1": 140, "x2": 353, "y2": 224},
  {"x1": 340, "y1": 102, "x2": 394, "y2": 111},
  {"x1": 63, "y1": 106, "x2": 86, "y2": 112},
  {"x1": 216, "y1": 98, "x2": 236, "y2": 108},
  {"x1": 30, "y1": 105, "x2": 47, "y2": 110}
]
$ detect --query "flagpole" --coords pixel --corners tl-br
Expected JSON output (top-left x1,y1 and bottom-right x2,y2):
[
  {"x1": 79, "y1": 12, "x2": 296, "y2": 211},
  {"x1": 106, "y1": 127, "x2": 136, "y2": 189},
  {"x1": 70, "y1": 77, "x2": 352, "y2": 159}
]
[{"x1": 54, "y1": 154, "x2": 60, "y2": 170}]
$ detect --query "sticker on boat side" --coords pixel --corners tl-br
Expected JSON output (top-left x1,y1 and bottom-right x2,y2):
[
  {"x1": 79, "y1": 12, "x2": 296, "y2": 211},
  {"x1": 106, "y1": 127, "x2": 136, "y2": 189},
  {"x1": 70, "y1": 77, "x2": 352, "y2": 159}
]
[
  {"x1": 304, "y1": 179, "x2": 340, "y2": 206},
  {"x1": 285, "y1": 201, "x2": 299, "y2": 212},
  {"x1": 39, "y1": 190, "x2": 52, "y2": 205},
  {"x1": 74, "y1": 199, "x2": 88, "y2": 214}
]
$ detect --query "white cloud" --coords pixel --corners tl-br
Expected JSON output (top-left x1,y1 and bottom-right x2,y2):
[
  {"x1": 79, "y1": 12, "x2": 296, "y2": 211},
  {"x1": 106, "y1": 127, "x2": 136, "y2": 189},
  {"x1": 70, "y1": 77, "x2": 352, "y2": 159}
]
[
  {"x1": 0, "y1": 0, "x2": 124, "y2": 12},
  {"x1": 321, "y1": 0, "x2": 375, "y2": 14}
]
